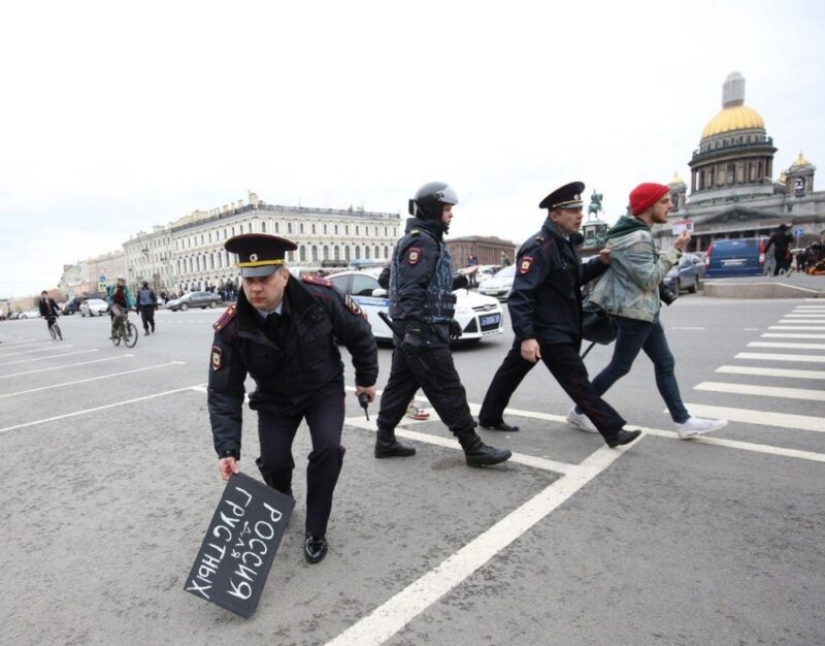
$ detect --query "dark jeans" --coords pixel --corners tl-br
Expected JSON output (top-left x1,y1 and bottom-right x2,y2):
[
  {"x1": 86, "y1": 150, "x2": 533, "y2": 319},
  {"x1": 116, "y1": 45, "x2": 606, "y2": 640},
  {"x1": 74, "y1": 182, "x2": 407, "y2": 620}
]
[
  {"x1": 139, "y1": 306, "x2": 156, "y2": 331},
  {"x1": 576, "y1": 316, "x2": 690, "y2": 424}
]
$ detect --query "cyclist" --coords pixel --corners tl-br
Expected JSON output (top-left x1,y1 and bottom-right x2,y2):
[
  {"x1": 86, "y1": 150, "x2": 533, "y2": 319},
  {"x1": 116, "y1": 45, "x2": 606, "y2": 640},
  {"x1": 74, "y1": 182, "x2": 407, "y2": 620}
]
[
  {"x1": 38, "y1": 290, "x2": 62, "y2": 339},
  {"x1": 106, "y1": 277, "x2": 135, "y2": 340}
]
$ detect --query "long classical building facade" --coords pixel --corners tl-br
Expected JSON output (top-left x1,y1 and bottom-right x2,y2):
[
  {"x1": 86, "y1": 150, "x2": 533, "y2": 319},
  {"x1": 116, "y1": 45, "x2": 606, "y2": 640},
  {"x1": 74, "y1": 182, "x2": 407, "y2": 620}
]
[
  {"x1": 656, "y1": 72, "x2": 823, "y2": 251},
  {"x1": 64, "y1": 192, "x2": 401, "y2": 295}
]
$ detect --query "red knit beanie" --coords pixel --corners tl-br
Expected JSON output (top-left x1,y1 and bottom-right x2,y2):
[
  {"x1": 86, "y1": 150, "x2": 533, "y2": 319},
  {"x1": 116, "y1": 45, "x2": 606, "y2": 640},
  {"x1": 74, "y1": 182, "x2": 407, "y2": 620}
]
[{"x1": 629, "y1": 183, "x2": 670, "y2": 216}]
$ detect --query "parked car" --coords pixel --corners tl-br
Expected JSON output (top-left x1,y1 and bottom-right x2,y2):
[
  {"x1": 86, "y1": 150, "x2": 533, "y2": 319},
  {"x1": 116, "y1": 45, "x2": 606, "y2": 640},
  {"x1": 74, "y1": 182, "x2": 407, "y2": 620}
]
[
  {"x1": 19, "y1": 309, "x2": 41, "y2": 319},
  {"x1": 80, "y1": 298, "x2": 110, "y2": 317},
  {"x1": 63, "y1": 293, "x2": 108, "y2": 315},
  {"x1": 326, "y1": 269, "x2": 504, "y2": 343},
  {"x1": 664, "y1": 255, "x2": 700, "y2": 294},
  {"x1": 475, "y1": 264, "x2": 501, "y2": 285},
  {"x1": 478, "y1": 264, "x2": 516, "y2": 300},
  {"x1": 685, "y1": 252, "x2": 707, "y2": 280},
  {"x1": 166, "y1": 291, "x2": 224, "y2": 311},
  {"x1": 704, "y1": 237, "x2": 769, "y2": 278}
]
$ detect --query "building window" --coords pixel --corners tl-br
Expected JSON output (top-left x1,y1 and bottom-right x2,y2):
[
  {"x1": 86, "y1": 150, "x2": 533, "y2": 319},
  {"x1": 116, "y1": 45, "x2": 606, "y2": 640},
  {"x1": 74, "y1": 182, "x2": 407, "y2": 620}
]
[
  {"x1": 300, "y1": 223, "x2": 305, "y2": 234},
  {"x1": 261, "y1": 222, "x2": 267, "y2": 232},
  {"x1": 274, "y1": 222, "x2": 280, "y2": 233},
  {"x1": 354, "y1": 245, "x2": 361, "y2": 259},
  {"x1": 345, "y1": 225, "x2": 350, "y2": 235},
  {"x1": 334, "y1": 224, "x2": 339, "y2": 235},
  {"x1": 299, "y1": 245, "x2": 307, "y2": 262},
  {"x1": 288, "y1": 222, "x2": 293, "y2": 234},
  {"x1": 311, "y1": 223, "x2": 316, "y2": 234},
  {"x1": 334, "y1": 245, "x2": 340, "y2": 260},
  {"x1": 323, "y1": 224, "x2": 328, "y2": 234}
]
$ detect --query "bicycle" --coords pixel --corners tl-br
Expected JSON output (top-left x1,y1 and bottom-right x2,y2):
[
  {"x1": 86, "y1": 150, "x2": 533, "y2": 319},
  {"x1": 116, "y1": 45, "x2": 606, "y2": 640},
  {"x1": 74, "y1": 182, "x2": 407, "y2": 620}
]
[
  {"x1": 110, "y1": 312, "x2": 138, "y2": 348},
  {"x1": 47, "y1": 316, "x2": 63, "y2": 341}
]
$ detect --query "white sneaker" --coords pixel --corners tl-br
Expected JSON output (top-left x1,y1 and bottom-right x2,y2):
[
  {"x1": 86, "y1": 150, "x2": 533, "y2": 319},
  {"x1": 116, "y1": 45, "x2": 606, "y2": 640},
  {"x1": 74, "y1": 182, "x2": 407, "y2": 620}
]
[
  {"x1": 675, "y1": 416, "x2": 728, "y2": 439},
  {"x1": 566, "y1": 407, "x2": 598, "y2": 433}
]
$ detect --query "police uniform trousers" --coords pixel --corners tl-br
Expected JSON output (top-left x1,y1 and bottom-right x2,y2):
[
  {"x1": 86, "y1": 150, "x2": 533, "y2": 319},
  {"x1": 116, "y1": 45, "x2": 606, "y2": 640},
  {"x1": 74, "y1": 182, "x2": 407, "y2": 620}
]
[
  {"x1": 538, "y1": 341, "x2": 626, "y2": 441},
  {"x1": 377, "y1": 323, "x2": 476, "y2": 437},
  {"x1": 256, "y1": 380, "x2": 346, "y2": 538},
  {"x1": 478, "y1": 338, "x2": 537, "y2": 425}
]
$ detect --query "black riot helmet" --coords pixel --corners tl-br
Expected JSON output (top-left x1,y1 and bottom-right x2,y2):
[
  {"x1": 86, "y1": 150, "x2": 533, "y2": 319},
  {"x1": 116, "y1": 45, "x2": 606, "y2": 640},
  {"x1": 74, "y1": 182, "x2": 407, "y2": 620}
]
[{"x1": 408, "y1": 182, "x2": 459, "y2": 220}]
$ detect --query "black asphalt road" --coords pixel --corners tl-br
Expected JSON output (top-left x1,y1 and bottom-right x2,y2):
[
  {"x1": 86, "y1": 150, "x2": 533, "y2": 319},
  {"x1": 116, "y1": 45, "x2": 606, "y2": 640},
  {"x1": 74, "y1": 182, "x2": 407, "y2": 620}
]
[{"x1": 1, "y1": 293, "x2": 823, "y2": 645}]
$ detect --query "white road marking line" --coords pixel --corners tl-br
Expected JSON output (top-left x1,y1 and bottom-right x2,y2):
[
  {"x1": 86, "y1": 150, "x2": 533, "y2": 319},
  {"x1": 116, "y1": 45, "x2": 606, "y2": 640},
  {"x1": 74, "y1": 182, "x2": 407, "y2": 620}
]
[
  {"x1": 769, "y1": 326, "x2": 825, "y2": 331},
  {"x1": 669, "y1": 326, "x2": 706, "y2": 330},
  {"x1": 694, "y1": 381, "x2": 824, "y2": 402},
  {"x1": 0, "y1": 345, "x2": 75, "y2": 358},
  {"x1": 680, "y1": 403, "x2": 825, "y2": 432},
  {"x1": 639, "y1": 427, "x2": 825, "y2": 463},
  {"x1": 762, "y1": 333, "x2": 825, "y2": 339},
  {"x1": 778, "y1": 320, "x2": 825, "y2": 325},
  {"x1": 0, "y1": 354, "x2": 134, "y2": 379},
  {"x1": 0, "y1": 341, "x2": 40, "y2": 350},
  {"x1": 0, "y1": 362, "x2": 186, "y2": 399},
  {"x1": 748, "y1": 341, "x2": 825, "y2": 350},
  {"x1": 735, "y1": 352, "x2": 825, "y2": 363},
  {"x1": 344, "y1": 416, "x2": 578, "y2": 475},
  {"x1": 323, "y1": 446, "x2": 627, "y2": 646},
  {"x1": 3, "y1": 349, "x2": 100, "y2": 366},
  {"x1": 785, "y1": 314, "x2": 825, "y2": 318},
  {"x1": 716, "y1": 365, "x2": 825, "y2": 380},
  {"x1": 0, "y1": 385, "x2": 204, "y2": 435}
]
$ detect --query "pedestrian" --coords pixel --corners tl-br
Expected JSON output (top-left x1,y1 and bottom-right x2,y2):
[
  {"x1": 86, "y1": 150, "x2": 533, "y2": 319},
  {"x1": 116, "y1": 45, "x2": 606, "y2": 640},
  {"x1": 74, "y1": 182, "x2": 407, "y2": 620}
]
[
  {"x1": 106, "y1": 277, "x2": 135, "y2": 340},
  {"x1": 478, "y1": 181, "x2": 641, "y2": 448},
  {"x1": 465, "y1": 253, "x2": 479, "y2": 287},
  {"x1": 499, "y1": 251, "x2": 512, "y2": 268},
  {"x1": 374, "y1": 181, "x2": 511, "y2": 466},
  {"x1": 795, "y1": 248, "x2": 808, "y2": 274},
  {"x1": 569, "y1": 182, "x2": 728, "y2": 439},
  {"x1": 207, "y1": 233, "x2": 378, "y2": 564},
  {"x1": 136, "y1": 281, "x2": 158, "y2": 335},
  {"x1": 764, "y1": 223, "x2": 794, "y2": 276}
]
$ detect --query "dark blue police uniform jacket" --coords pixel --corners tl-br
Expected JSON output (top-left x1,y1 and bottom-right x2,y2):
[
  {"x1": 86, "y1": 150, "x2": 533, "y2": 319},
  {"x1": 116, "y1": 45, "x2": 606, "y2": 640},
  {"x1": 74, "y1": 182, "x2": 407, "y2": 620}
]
[
  {"x1": 508, "y1": 219, "x2": 607, "y2": 349},
  {"x1": 207, "y1": 276, "x2": 378, "y2": 458}
]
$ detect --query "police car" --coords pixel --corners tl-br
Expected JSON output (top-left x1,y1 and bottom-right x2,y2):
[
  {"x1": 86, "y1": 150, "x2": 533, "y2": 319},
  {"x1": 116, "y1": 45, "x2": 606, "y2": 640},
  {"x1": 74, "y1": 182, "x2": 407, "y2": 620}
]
[{"x1": 326, "y1": 269, "x2": 504, "y2": 343}]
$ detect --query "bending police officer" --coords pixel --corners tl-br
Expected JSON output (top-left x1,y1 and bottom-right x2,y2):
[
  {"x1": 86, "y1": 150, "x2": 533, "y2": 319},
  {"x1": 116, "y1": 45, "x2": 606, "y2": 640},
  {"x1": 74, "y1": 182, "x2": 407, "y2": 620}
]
[
  {"x1": 374, "y1": 182, "x2": 511, "y2": 467},
  {"x1": 207, "y1": 234, "x2": 378, "y2": 564}
]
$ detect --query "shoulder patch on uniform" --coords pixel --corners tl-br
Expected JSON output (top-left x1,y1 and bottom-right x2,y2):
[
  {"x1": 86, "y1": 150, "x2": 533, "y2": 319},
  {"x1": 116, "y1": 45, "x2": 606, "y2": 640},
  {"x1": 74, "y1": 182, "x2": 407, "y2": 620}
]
[
  {"x1": 302, "y1": 275, "x2": 332, "y2": 288},
  {"x1": 409, "y1": 229, "x2": 421, "y2": 236},
  {"x1": 212, "y1": 304, "x2": 237, "y2": 331},
  {"x1": 343, "y1": 294, "x2": 363, "y2": 317},
  {"x1": 211, "y1": 345, "x2": 223, "y2": 371},
  {"x1": 408, "y1": 247, "x2": 422, "y2": 265},
  {"x1": 519, "y1": 256, "x2": 535, "y2": 275},
  {"x1": 535, "y1": 234, "x2": 545, "y2": 242}
]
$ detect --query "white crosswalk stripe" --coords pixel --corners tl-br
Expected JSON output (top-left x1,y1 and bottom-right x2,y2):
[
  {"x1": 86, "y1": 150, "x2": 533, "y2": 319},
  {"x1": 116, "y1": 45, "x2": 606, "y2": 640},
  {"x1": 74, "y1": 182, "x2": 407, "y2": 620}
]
[{"x1": 694, "y1": 382, "x2": 824, "y2": 402}]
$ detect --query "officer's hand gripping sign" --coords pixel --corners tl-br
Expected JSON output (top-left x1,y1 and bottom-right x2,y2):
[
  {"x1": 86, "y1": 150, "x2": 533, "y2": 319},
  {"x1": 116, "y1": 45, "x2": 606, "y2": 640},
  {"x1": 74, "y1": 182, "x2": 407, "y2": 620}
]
[{"x1": 185, "y1": 472, "x2": 295, "y2": 618}]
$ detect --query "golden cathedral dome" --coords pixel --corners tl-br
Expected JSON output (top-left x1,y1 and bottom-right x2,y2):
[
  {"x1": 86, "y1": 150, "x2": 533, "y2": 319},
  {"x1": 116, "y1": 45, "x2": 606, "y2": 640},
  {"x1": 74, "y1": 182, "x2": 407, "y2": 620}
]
[
  {"x1": 699, "y1": 72, "x2": 767, "y2": 140},
  {"x1": 791, "y1": 151, "x2": 811, "y2": 167},
  {"x1": 701, "y1": 105, "x2": 765, "y2": 139},
  {"x1": 668, "y1": 172, "x2": 685, "y2": 186}
]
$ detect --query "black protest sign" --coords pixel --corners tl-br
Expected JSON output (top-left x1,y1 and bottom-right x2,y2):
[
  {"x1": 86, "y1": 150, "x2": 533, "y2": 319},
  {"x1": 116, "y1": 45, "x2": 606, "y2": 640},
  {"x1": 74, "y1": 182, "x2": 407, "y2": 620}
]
[{"x1": 185, "y1": 472, "x2": 295, "y2": 618}]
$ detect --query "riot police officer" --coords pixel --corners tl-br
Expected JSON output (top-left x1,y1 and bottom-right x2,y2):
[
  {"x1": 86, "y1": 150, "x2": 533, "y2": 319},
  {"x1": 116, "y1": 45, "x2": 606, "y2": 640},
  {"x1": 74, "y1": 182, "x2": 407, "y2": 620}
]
[
  {"x1": 208, "y1": 234, "x2": 378, "y2": 564},
  {"x1": 374, "y1": 182, "x2": 511, "y2": 467}
]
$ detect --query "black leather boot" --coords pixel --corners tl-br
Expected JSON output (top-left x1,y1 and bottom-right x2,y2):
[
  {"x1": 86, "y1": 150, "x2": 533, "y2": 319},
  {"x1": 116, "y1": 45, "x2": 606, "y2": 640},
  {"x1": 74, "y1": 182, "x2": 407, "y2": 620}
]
[
  {"x1": 459, "y1": 432, "x2": 512, "y2": 467},
  {"x1": 374, "y1": 429, "x2": 416, "y2": 458}
]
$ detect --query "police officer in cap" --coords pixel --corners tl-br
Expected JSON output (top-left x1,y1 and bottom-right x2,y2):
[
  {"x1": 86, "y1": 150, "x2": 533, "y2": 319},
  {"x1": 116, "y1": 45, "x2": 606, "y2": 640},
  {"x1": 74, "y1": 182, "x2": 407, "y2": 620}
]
[
  {"x1": 208, "y1": 233, "x2": 379, "y2": 564},
  {"x1": 479, "y1": 182, "x2": 641, "y2": 448},
  {"x1": 374, "y1": 181, "x2": 512, "y2": 467}
]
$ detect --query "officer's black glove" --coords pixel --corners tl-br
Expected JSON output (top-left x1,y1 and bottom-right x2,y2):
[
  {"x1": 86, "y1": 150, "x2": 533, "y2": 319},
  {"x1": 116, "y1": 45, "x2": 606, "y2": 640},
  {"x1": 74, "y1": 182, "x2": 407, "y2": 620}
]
[
  {"x1": 449, "y1": 319, "x2": 463, "y2": 340},
  {"x1": 400, "y1": 321, "x2": 426, "y2": 357}
]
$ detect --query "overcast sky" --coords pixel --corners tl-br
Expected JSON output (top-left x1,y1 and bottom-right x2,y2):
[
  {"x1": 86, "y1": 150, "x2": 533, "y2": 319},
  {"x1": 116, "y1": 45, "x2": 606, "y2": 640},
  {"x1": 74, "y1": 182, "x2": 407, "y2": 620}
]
[{"x1": 2, "y1": 0, "x2": 824, "y2": 298}]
